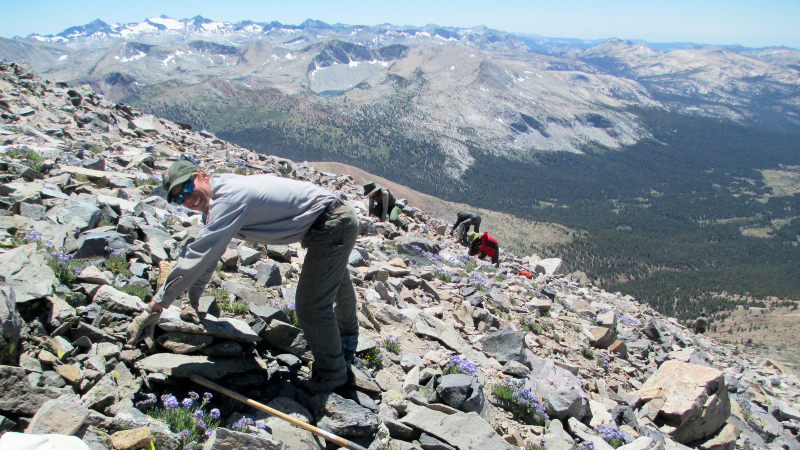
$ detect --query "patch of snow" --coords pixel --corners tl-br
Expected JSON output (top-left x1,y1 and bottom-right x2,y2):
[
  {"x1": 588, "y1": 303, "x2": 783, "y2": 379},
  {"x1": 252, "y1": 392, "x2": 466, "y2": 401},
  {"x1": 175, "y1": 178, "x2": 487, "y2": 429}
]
[
  {"x1": 496, "y1": 118, "x2": 505, "y2": 124},
  {"x1": 349, "y1": 61, "x2": 361, "y2": 68},
  {"x1": 58, "y1": 55, "x2": 68, "y2": 61},
  {"x1": 202, "y1": 22, "x2": 224, "y2": 31},
  {"x1": 162, "y1": 54, "x2": 175, "y2": 66},
  {"x1": 286, "y1": 53, "x2": 296, "y2": 60},
  {"x1": 120, "y1": 51, "x2": 146, "y2": 63},
  {"x1": 450, "y1": 66, "x2": 455, "y2": 70},
  {"x1": 148, "y1": 17, "x2": 183, "y2": 30}
]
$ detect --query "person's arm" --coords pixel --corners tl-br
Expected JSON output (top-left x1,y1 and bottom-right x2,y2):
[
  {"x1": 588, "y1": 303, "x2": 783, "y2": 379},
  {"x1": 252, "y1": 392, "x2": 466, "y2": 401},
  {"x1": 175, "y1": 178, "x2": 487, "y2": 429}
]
[
  {"x1": 380, "y1": 190, "x2": 389, "y2": 222},
  {"x1": 468, "y1": 239, "x2": 479, "y2": 256},
  {"x1": 452, "y1": 215, "x2": 465, "y2": 230},
  {"x1": 152, "y1": 200, "x2": 249, "y2": 309},
  {"x1": 368, "y1": 196, "x2": 375, "y2": 217}
]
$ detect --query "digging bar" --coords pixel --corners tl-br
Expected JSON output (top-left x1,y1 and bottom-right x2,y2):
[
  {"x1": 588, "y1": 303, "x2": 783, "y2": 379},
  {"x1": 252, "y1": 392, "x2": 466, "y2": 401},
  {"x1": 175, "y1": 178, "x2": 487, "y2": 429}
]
[{"x1": 190, "y1": 374, "x2": 368, "y2": 450}]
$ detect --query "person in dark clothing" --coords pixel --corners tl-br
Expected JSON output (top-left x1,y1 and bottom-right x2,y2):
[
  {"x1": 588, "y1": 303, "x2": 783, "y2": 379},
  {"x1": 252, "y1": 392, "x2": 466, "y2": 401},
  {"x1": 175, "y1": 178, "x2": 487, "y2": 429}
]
[
  {"x1": 695, "y1": 313, "x2": 709, "y2": 334},
  {"x1": 468, "y1": 231, "x2": 500, "y2": 267},
  {"x1": 363, "y1": 181, "x2": 408, "y2": 231},
  {"x1": 452, "y1": 211, "x2": 481, "y2": 246}
]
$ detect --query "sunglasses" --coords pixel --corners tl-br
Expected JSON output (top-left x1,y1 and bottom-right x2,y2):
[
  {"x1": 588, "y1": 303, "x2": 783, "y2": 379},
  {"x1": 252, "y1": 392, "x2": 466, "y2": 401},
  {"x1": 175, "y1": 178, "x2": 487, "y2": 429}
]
[{"x1": 172, "y1": 177, "x2": 195, "y2": 205}]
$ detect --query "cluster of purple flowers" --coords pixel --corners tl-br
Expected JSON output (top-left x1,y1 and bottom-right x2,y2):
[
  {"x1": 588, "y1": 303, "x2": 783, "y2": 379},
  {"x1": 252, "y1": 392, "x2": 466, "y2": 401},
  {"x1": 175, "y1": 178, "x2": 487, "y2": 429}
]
[
  {"x1": 597, "y1": 354, "x2": 610, "y2": 372},
  {"x1": 557, "y1": 298, "x2": 575, "y2": 311},
  {"x1": 469, "y1": 272, "x2": 491, "y2": 291},
  {"x1": 444, "y1": 355, "x2": 477, "y2": 376},
  {"x1": 742, "y1": 438, "x2": 768, "y2": 450},
  {"x1": 434, "y1": 266, "x2": 458, "y2": 279},
  {"x1": 734, "y1": 395, "x2": 752, "y2": 418},
  {"x1": 236, "y1": 159, "x2": 248, "y2": 170},
  {"x1": 134, "y1": 394, "x2": 156, "y2": 408},
  {"x1": 232, "y1": 416, "x2": 267, "y2": 436},
  {"x1": 24, "y1": 230, "x2": 43, "y2": 240},
  {"x1": 136, "y1": 173, "x2": 161, "y2": 182},
  {"x1": 183, "y1": 440, "x2": 198, "y2": 450},
  {"x1": 174, "y1": 205, "x2": 189, "y2": 214},
  {"x1": 594, "y1": 423, "x2": 631, "y2": 446},
  {"x1": 104, "y1": 246, "x2": 122, "y2": 257},
  {"x1": 615, "y1": 313, "x2": 639, "y2": 326},
  {"x1": 50, "y1": 248, "x2": 74, "y2": 266},
  {"x1": 161, "y1": 394, "x2": 180, "y2": 409},
  {"x1": 511, "y1": 386, "x2": 547, "y2": 418},
  {"x1": 57, "y1": 151, "x2": 81, "y2": 165},
  {"x1": 575, "y1": 439, "x2": 597, "y2": 450},
  {"x1": 384, "y1": 335, "x2": 401, "y2": 344}
]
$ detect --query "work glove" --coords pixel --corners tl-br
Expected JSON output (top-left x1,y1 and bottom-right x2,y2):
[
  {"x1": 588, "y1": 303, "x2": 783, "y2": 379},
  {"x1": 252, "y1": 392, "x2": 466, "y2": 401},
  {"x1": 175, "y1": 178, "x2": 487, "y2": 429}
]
[{"x1": 125, "y1": 302, "x2": 161, "y2": 352}]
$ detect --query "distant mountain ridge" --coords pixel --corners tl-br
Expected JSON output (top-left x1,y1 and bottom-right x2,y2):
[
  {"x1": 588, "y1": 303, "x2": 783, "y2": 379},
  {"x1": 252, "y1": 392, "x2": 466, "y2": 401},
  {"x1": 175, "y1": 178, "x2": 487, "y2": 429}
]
[{"x1": 3, "y1": 16, "x2": 798, "y2": 176}]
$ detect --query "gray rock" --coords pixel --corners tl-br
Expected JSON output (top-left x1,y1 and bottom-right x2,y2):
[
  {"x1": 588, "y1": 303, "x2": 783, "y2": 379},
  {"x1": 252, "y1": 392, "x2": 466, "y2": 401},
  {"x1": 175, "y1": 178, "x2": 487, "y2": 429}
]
[
  {"x1": 401, "y1": 405, "x2": 512, "y2": 450},
  {"x1": 401, "y1": 353, "x2": 425, "y2": 372},
  {"x1": 419, "y1": 432, "x2": 456, "y2": 450},
  {"x1": 349, "y1": 249, "x2": 368, "y2": 267},
  {"x1": 501, "y1": 361, "x2": 531, "y2": 378},
  {"x1": 638, "y1": 360, "x2": 730, "y2": 444},
  {"x1": 413, "y1": 312, "x2": 465, "y2": 352},
  {"x1": 534, "y1": 258, "x2": 568, "y2": 276},
  {"x1": 480, "y1": 328, "x2": 527, "y2": 364},
  {"x1": 92, "y1": 285, "x2": 146, "y2": 315},
  {"x1": 313, "y1": 392, "x2": 380, "y2": 438},
  {"x1": 237, "y1": 245, "x2": 261, "y2": 266},
  {"x1": 200, "y1": 340, "x2": 244, "y2": 357},
  {"x1": 276, "y1": 353, "x2": 302, "y2": 368},
  {"x1": 255, "y1": 260, "x2": 282, "y2": 287},
  {"x1": 249, "y1": 304, "x2": 291, "y2": 324},
  {"x1": 267, "y1": 245, "x2": 292, "y2": 263},
  {"x1": 112, "y1": 407, "x2": 180, "y2": 450},
  {"x1": 0, "y1": 244, "x2": 55, "y2": 302},
  {"x1": 157, "y1": 332, "x2": 214, "y2": 354},
  {"x1": 0, "y1": 365, "x2": 59, "y2": 415},
  {"x1": 397, "y1": 234, "x2": 440, "y2": 254},
  {"x1": 135, "y1": 353, "x2": 259, "y2": 379},
  {"x1": 436, "y1": 374, "x2": 473, "y2": 410},
  {"x1": 260, "y1": 320, "x2": 309, "y2": 356},
  {"x1": 567, "y1": 417, "x2": 615, "y2": 450},
  {"x1": 205, "y1": 427, "x2": 282, "y2": 450},
  {"x1": 74, "y1": 229, "x2": 133, "y2": 259},
  {"x1": 526, "y1": 354, "x2": 590, "y2": 420},
  {"x1": 0, "y1": 287, "x2": 22, "y2": 365},
  {"x1": 27, "y1": 398, "x2": 90, "y2": 435},
  {"x1": 587, "y1": 326, "x2": 617, "y2": 349},
  {"x1": 158, "y1": 308, "x2": 261, "y2": 342},
  {"x1": 81, "y1": 372, "x2": 119, "y2": 411},
  {"x1": 46, "y1": 200, "x2": 101, "y2": 231}
]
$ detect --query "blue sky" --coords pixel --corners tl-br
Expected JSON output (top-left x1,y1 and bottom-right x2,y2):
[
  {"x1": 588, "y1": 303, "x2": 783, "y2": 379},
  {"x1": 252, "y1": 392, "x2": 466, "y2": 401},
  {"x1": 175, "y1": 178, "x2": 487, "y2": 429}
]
[{"x1": 3, "y1": 0, "x2": 799, "y2": 49}]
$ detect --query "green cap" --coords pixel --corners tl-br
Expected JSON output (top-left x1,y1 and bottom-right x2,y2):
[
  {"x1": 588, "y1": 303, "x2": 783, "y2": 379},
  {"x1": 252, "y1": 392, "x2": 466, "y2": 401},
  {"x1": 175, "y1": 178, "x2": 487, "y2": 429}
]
[
  {"x1": 363, "y1": 181, "x2": 381, "y2": 196},
  {"x1": 163, "y1": 160, "x2": 199, "y2": 203}
]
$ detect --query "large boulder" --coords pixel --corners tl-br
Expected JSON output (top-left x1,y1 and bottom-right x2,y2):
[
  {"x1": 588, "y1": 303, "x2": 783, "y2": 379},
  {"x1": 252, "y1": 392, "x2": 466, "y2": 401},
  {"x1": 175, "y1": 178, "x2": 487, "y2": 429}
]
[
  {"x1": 413, "y1": 312, "x2": 465, "y2": 352},
  {"x1": 636, "y1": 360, "x2": 730, "y2": 444},
  {"x1": 401, "y1": 405, "x2": 513, "y2": 450},
  {"x1": 534, "y1": 258, "x2": 568, "y2": 276},
  {"x1": 526, "y1": 354, "x2": 589, "y2": 421},
  {"x1": 0, "y1": 244, "x2": 55, "y2": 302},
  {"x1": 479, "y1": 328, "x2": 527, "y2": 365},
  {"x1": 0, "y1": 366, "x2": 59, "y2": 416}
]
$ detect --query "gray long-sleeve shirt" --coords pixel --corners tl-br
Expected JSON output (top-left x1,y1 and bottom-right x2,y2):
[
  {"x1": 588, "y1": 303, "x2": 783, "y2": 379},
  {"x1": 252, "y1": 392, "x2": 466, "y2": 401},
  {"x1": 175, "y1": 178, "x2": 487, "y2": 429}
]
[{"x1": 154, "y1": 173, "x2": 335, "y2": 307}]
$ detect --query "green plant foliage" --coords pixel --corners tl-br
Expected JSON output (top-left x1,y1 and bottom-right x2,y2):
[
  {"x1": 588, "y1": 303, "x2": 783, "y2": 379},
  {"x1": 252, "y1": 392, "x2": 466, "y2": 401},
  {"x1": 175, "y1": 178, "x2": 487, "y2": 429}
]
[
  {"x1": 382, "y1": 335, "x2": 401, "y2": 354},
  {"x1": 491, "y1": 379, "x2": 548, "y2": 425},
  {"x1": 582, "y1": 347, "x2": 595, "y2": 359},
  {"x1": 519, "y1": 317, "x2": 542, "y2": 335},
  {"x1": 204, "y1": 287, "x2": 230, "y2": 301},
  {"x1": 357, "y1": 347, "x2": 384, "y2": 369},
  {"x1": 115, "y1": 284, "x2": 151, "y2": 302},
  {"x1": 139, "y1": 392, "x2": 221, "y2": 450},
  {"x1": 219, "y1": 299, "x2": 249, "y2": 316},
  {"x1": 103, "y1": 253, "x2": 132, "y2": 277}
]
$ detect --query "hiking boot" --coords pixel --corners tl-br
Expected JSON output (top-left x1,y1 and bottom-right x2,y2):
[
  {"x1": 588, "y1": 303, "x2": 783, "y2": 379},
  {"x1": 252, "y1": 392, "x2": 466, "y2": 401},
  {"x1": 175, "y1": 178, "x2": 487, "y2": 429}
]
[
  {"x1": 341, "y1": 335, "x2": 359, "y2": 367},
  {"x1": 300, "y1": 373, "x2": 349, "y2": 394},
  {"x1": 180, "y1": 304, "x2": 201, "y2": 324}
]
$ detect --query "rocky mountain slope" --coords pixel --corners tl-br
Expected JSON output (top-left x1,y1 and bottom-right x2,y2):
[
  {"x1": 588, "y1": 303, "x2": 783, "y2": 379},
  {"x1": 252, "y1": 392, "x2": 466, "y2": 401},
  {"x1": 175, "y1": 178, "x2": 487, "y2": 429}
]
[
  {"x1": 2, "y1": 17, "x2": 800, "y2": 178},
  {"x1": 1, "y1": 60, "x2": 799, "y2": 450}
]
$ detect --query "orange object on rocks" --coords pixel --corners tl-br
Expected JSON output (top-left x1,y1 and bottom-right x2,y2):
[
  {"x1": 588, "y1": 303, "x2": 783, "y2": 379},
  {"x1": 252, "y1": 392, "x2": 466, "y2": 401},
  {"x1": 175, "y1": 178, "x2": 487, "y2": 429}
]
[{"x1": 519, "y1": 270, "x2": 532, "y2": 279}]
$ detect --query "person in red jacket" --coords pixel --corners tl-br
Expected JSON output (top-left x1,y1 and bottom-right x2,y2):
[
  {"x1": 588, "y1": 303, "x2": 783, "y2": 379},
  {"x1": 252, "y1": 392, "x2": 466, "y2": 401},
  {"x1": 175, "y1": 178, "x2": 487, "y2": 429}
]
[{"x1": 467, "y1": 231, "x2": 500, "y2": 267}]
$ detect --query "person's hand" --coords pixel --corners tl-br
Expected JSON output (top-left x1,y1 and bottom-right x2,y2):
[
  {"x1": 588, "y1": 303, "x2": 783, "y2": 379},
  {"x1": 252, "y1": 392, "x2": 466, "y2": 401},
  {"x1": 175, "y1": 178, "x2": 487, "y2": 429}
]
[{"x1": 125, "y1": 296, "x2": 162, "y2": 352}]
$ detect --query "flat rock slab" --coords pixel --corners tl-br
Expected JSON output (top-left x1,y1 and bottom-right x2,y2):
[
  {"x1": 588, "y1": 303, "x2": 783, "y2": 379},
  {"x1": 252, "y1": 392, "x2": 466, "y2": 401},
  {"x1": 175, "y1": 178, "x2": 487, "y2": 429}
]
[
  {"x1": 0, "y1": 365, "x2": 59, "y2": 416},
  {"x1": 401, "y1": 405, "x2": 512, "y2": 450},
  {"x1": 157, "y1": 332, "x2": 214, "y2": 354},
  {"x1": 135, "y1": 354, "x2": 259, "y2": 379},
  {"x1": 205, "y1": 427, "x2": 282, "y2": 450},
  {"x1": 413, "y1": 312, "x2": 465, "y2": 352},
  {"x1": 158, "y1": 308, "x2": 261, "y2": 343}
]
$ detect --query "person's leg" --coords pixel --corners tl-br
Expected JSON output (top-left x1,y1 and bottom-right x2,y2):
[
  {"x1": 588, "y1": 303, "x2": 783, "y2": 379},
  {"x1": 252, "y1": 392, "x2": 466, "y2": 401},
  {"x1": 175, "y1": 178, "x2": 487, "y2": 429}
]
[
  {"x1": 389, "y1": 205, "x2": 408, "y2": 231},
  {"x1": 295, "y1": 205, "x2": 359, "y2": 382}
]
